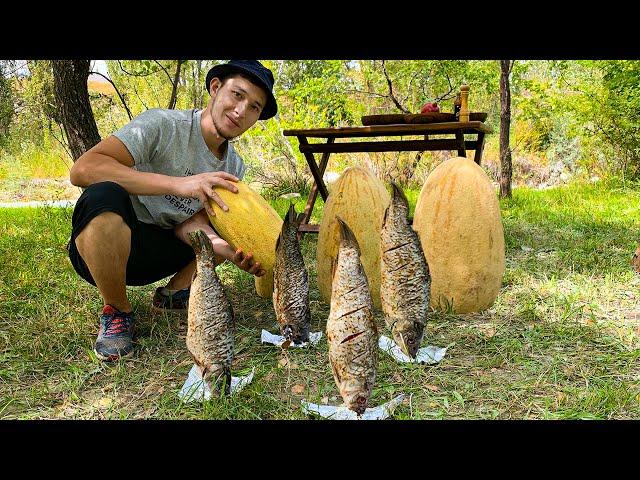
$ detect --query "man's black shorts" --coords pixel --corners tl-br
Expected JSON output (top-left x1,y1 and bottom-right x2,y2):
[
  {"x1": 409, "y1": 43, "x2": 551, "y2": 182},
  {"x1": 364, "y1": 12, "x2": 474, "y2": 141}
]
[{"x1": 68, "y1": 181, "x2": 195, "y2": 286}]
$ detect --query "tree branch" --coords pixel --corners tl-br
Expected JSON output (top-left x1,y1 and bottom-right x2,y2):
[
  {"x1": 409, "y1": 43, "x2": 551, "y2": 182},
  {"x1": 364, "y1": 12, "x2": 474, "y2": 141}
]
[
  {"x1": 89, "y1": 71, "x2": 132, "y2": 120},
  {"x1": 434, "y1": 70, "x2": 457, "y2": 103},
  {"x1": 342, "y1": 88, "x2": 388, "y2": 98},
  {"x1": 153, "y1": 60, "x2": 176, "y2": 84},
  {"x1": 49, "y1": 121, "x2": 73, "y2": 160},
  {"x1": 382, "y1": 60, "x2": 410, "y2": 114}
]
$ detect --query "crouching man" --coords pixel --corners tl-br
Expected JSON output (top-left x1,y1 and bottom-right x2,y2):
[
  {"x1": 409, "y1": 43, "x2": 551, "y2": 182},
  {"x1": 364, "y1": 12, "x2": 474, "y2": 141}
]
[{"x1": 68, "y1": 60, "x2": 277, "y2": 361}]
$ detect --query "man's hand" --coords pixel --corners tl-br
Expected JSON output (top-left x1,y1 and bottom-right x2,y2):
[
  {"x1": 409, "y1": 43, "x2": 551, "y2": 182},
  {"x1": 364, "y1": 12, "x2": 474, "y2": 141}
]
[
  {"x1": 231, "y1": 248, "x2": 266, "y2": 276},
  {"x1": 174, "y1": 171, "x2": 240, "y2": 217}
]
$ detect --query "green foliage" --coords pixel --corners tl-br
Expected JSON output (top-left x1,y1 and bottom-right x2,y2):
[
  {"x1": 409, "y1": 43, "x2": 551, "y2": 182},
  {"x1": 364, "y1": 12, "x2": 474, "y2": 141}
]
[
  {"x1": 0, "y1": 61, "x2": 71, "y2": 180},
  {"x1": 5, "y1": 59, "x2": 640, "y2": 185}
]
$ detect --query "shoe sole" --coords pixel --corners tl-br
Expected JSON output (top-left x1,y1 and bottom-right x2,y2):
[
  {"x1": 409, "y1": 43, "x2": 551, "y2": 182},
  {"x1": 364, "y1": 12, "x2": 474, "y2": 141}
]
[{"x1": 94, "y1": 348, "x2": 134, "y2": 362}]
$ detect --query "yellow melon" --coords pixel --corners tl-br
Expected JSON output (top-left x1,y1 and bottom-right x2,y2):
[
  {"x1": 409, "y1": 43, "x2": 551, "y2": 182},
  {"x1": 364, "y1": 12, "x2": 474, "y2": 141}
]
[
  {"x1": 317, "y1": 166, "x2": 391, "y2": 310},
  {"x1": 207, "y1": 181, "x2": 283, "y2": 298},
  {"x1": 412, "y1": 157, "x2": 505, "y2": 313}
]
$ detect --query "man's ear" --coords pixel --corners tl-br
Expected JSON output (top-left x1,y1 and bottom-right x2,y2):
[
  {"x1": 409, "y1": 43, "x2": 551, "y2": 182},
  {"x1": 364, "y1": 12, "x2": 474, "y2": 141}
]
[{"x1": 209, "y1": 77, "x2": 222, "y2": 96}]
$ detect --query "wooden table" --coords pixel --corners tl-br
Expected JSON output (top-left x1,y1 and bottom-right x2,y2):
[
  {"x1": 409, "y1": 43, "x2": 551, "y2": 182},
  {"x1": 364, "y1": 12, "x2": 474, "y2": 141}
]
[{"x1": 282, "y1": 121, "x2": 493, "y2": 235}]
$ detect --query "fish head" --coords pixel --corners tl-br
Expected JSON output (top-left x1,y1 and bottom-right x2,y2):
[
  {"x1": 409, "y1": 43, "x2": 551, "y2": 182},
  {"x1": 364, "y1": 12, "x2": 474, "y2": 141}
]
[
  {"x1": 339, "y1": 378, "x2": 372, "y2": 415},
  {"x1": 392, "y1": 321, "x2": 425, "y2": 359},
  {"x1": 202, "y1": 365, "x2": 232, "y2": 396},
  {"x1": 282, "y1": 323, "x2": 310, "y2": 346}
]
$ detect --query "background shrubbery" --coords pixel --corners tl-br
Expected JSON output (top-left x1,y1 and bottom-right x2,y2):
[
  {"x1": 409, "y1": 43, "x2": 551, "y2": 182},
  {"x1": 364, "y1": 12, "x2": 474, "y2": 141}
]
[{"x1": 2, "y1": 60, "x2": 640, "y2": 194}]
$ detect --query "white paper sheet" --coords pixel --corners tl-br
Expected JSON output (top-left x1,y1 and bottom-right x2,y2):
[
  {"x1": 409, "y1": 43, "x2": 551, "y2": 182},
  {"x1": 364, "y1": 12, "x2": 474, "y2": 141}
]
[
  {"x1": 301, "y1": 394, "x2": 406, "y2": 420},
  {"x1": 260, "y1": 329, "x2": 323, "y2": 348},
  {"x1": 378, "y1": 335, "x2": 447, "y2": 364},
  {"x1": 178, "y1": 364, "x2": 255, "y2": 402}
]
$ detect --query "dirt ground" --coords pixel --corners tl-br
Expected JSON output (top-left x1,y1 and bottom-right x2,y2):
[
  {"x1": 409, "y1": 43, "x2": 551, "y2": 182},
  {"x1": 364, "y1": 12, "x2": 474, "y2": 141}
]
[{"x1": 0, "y1": 178, "x2": 83, "y2": 203}]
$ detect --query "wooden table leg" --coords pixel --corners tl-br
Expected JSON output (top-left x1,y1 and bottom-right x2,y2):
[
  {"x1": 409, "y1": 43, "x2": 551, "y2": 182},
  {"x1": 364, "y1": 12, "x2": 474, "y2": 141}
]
[
  {"x1": 297, "y1": 136, "x2": 333, "y2": 238},
  {"x1": 473, "y1": 132, "x2": 485, "y2": 165},
  {"x1": 455, "y1": 131, "x2": 466, "y2": 157},
  {"x1": 298, "y1": 137, "x2": 329, "y2": 201}
]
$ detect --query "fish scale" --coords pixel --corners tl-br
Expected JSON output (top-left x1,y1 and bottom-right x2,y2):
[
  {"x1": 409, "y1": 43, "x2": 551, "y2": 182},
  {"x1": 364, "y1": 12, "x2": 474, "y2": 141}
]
[
  {"x1": 327, "y1": 217, "x2": 378, "y2": 415},
  {"x1": 273, "y1": 204, "x2": 311, "y2": 345},
  {"x1": 186, "y1": 229, "x2": 234, "y2": 394},
  {"x1": 380, "y1": 182, "x2": 431, "y2": 358}
]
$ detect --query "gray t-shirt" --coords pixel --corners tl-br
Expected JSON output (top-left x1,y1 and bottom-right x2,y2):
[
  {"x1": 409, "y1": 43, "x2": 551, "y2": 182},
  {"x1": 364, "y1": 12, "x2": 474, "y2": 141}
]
[{"x1": 113, "y1": 108, "x2": 245, "y2": 228}]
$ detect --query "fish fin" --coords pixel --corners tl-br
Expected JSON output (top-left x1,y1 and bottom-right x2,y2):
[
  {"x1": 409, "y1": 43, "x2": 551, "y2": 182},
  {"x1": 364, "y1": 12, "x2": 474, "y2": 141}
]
[
  {"x1": 335, "y1": 216, "x2": 360, "y2": 253},
  {"x1": 382, "y1": 203, "x2": 390, "y2": 228},
  {"x1": 222, "y1": 366, "x2": 231, "y2": 395},
  {"x1": 199, "y1": 363, "x2": 209, "y2": 380},
  {"x1": 230, "y1": 308, "x2": 236, "y2": 330}
]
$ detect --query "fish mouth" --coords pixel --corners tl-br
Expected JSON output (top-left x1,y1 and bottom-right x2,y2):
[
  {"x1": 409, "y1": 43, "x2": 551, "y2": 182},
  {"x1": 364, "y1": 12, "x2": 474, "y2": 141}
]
[
  {"x1": 350, "y1": 395, "x2": 368, "y2": 415},
  {"x1": 203, "y1": 365, "x2": 232, "y2": 395},
  {"x1": 282, "y1": 324, "x2": 309, "y2": 346},
  {"x1": 394, "y1": 330, "x2": 420, "y2": 359}
]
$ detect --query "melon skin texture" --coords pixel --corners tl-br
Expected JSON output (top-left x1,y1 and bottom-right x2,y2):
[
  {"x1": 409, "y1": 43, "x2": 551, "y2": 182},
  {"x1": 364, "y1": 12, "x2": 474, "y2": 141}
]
[
  {"x1": 207, "y1": 181, "x2": 283, "y2": 298},
  {"x1": 317, "y1": 166, "x2": 391, "y2": 310},
  {"x1": 412, "y1": 157, "x2": 505, "y2": 314}
]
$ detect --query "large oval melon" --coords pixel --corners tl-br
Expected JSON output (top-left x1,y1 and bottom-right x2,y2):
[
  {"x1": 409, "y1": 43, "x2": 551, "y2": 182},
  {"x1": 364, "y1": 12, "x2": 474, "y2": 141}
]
[
  {"x1": 317, "y1": 166, "x2": 391, "y2": 310},
  {"x1": 208, "y1": 181, "x2": 283, "y2": 298},
  {"x1": 412, "y1": 157, "x2": 505, "y2": 313}
]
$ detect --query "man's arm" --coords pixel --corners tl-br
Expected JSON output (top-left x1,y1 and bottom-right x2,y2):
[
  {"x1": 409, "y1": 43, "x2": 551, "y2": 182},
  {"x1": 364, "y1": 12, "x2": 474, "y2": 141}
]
[
  {"x1": 69, "y1": 136, "x2": 238, "y2": 217},
  {"x1": 174, "y1": 209, "x2": 266, "y2": 277}
]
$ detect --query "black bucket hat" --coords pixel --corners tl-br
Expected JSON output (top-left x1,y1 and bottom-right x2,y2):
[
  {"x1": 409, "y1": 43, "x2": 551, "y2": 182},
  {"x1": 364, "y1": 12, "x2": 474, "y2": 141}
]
[{"x1": 205, "y1": 60, "x2": 277, "y2": 120}]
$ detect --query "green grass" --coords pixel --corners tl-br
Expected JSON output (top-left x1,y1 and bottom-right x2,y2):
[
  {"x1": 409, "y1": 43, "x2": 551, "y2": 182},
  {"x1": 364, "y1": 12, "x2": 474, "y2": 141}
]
[
  {"x1": 0, "y1": 143, "x2": 72, "y2": 180},
  {"x1": 1, "y1": 180, "x2": 640, "y2": 419}
]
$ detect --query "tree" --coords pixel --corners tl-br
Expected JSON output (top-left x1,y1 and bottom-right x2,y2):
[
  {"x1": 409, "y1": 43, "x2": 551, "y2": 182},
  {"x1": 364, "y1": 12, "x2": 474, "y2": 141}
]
[
  {"x1": 499, "y1": 60, "x2": 514, "y2": 198},
  {"x1": 51, "y1": 60, "x2": 101, "y2": 161},
  {"x1": 0, "y1": 61, "x2": 16, "y2": 146}
]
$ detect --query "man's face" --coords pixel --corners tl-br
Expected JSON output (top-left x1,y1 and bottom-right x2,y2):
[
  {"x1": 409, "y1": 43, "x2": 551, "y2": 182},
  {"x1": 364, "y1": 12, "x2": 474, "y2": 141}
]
[{"x1": 208, "y1": 75, "x2": 268, "y2": 140}]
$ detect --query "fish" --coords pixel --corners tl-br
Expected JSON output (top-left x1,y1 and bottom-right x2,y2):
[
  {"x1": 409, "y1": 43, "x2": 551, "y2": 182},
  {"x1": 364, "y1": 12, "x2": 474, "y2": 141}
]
[
  {"x1": 273, "y1": 204, "x2": 311, "y2": 346},
  {"x1": 380, "y1": 181, "x2": 431, "y2": 359},
  {"x1": 326, "y1": 216, "x2": 378, "y2": 415},
  {"x1": 186, "y1": 229, "x2": 234, "y2": 395}
]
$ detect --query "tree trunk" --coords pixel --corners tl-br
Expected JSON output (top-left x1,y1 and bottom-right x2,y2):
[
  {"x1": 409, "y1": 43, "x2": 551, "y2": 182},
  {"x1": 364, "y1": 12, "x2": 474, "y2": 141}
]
[
  {"x1": 167, "y1": 60, "x2": 184, "y2": 110},
  {"x1": 193, "y1": 60, "x2": 203, "y2": 108},
  {"x1": 51, "y1": 60, "x2": 101, "y2": 161},
  {"x1": 499, "y1": 60, "x2": 513, "y2": 199}
]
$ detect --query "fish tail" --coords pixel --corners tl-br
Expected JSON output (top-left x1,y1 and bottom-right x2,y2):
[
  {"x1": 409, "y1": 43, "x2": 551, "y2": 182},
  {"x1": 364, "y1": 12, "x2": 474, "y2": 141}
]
[
  {"x1": 276, "y1": 204, "x2": 299, "y2": 251},
  {"x1": 390, "y1": 181, "x2": 410, "y2": 217},
  {"x1": 286, "y1": 203, "x2": 298, "y2": 225},
  {"x1": 188, "y1": 229, "x2": 215, "y2": 259},
  {"x1": 335, "y1": 216, "x2": 360, "y2": 253}
]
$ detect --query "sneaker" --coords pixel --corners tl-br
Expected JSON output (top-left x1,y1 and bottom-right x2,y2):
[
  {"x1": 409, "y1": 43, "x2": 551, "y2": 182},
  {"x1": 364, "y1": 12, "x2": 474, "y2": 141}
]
[
  {"x1": 151, "y1": 286, "x2": 190, "y2": 312},
  {"x1": 94, "y1": 304, "x2": 135, "y2": 361}
]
